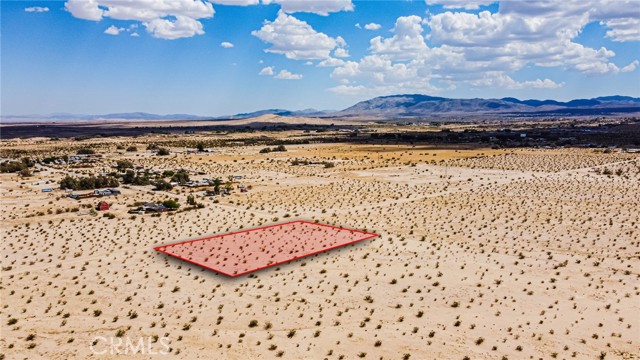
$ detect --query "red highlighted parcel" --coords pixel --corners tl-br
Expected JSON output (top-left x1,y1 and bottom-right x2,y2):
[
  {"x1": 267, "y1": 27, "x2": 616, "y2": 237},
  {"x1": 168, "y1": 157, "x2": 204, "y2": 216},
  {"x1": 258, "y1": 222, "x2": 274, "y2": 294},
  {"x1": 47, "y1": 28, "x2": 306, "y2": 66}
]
[{"x1": 154, "y1": 220, "x2": 378, "y2": 277}]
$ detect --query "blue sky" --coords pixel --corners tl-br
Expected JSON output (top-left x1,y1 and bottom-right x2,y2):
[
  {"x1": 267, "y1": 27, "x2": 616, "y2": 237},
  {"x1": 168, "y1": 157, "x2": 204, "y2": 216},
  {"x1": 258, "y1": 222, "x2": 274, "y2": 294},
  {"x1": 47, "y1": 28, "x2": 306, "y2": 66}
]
[{"x1": 2, "y1": 0, "x2": 639, "y2": 116}]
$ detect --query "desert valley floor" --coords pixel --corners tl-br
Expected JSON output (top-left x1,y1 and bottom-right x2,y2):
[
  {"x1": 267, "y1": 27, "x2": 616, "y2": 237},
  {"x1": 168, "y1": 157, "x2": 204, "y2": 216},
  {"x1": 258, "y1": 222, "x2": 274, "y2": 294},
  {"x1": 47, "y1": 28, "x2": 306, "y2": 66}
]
[{"x1": 1, "y1": 133, "x2": 639, "y2": 359}]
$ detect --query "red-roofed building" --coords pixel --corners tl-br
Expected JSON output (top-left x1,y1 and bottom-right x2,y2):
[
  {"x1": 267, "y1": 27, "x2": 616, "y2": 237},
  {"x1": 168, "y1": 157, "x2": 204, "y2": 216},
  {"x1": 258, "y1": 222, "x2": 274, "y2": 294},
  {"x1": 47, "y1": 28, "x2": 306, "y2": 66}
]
[{"x1": 96, "y1": 201, "x2": 109, "y2": 211}]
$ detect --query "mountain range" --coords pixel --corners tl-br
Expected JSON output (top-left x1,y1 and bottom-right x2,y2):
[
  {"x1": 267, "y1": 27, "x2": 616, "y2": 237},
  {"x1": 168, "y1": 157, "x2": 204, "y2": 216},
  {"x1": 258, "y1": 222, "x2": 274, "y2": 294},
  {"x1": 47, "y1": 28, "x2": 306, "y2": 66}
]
[
  {"x1": 334, "y1": 94, "x2": 640, "y2": 118},
  {"x1": 2, "y1": 95, "x2": 639, "y2": 122}
]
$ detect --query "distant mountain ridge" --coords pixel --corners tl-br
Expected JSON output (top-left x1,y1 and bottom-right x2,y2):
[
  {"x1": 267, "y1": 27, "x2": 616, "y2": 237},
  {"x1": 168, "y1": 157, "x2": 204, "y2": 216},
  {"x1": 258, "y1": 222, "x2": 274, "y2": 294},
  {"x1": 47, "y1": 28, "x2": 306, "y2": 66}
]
[
  {"x1": 335, "y1": 94, "x2": 640, "y2": 118},
  {"x1": 2, "y1": 95, "x2": 639, "y2": 122},
  {"x1": 1, "y1": 112, "x2": 213, "y2": 121},
  {"x1": 0, "y1": 109, "x2": 332, "y2": 122},
  {"x1": 222, "y1": 108, "x2": 332, "y2": 119}
]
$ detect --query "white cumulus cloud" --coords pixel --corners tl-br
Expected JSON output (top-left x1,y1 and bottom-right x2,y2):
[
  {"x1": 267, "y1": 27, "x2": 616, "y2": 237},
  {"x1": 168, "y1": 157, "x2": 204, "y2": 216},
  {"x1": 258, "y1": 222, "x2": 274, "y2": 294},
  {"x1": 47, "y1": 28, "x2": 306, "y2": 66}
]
[
  {"x1": 370, "y1": 15, "x2": 428, "y2": 60},
  {"x1": 469, "y1": 73, "x2": 563, "y2": 89},
  {"x1": 331, "y1": 1, "x2": 639, "y2": 96},
  {"x1": 65, "y1": 0, "x2": 104, "y2": 21},
  {"x1": 259, "y1": 66, "x2": 274, "y2": 75},
  {"x1": 318, "y1": 58, "x2": 346, "y2": 67},
  {"x1": 262, "y1": 0, "x2": 353, "y2": 15},
  {"x1": 25, "y1": 6, "x2": 49, "y2": 13},
  {"x1": 252, "y1": 11, "x2": 347, "y2": 60},
  {"x1": 104, "y1": 25, "x2": 125, "y2": 35},
  {"x1": 602, "y1": 18, "x2": 640, "y2": 42},
  {"x1": 334, "y1": 48, "x2": 350, "y2": 58},
  {"x1": 211, "y1": 0, "x2": 259, "y2": 5},
  {"x1": 221, "y1": 41, "x2": 235, "y2": 48},
  {"x1": 621, "y1": 60, "x2": 639, "y2": 73},
  {"x1": 64, "y1": 0, "x2": 214, "y2": 39},
  {"x1": 425, "y1": 1, "x2": 495, "y2": 10},
  {"x1": 363, "y1": 22, "x2": 381, "y2": 30},
  {"x1": 275, "y1": 69, "x2": 303, "y2": 80},
  {"x1": 145, "y1": 16, "x2": 205, "y2": 40}
]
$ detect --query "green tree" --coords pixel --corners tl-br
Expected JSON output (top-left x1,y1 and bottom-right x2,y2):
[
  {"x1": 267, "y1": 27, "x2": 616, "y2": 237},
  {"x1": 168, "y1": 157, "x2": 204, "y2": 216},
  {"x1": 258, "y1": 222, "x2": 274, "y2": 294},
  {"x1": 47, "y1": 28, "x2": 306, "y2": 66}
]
[
  {"x1": 187, "y1": 194, "x2": 196, "y2": 206},
  {"x1": 60, "y1": 175, "x2": 119, "y2": 190},
  {"x1": 157, "y1": 148, "x2": 170, "y2": 156},
  {"x1": 123, "y1": 170, "x2": 136, "y2": 184},
  {"x1": 212, "y1": 178, "x2": 222, "y2": 194},
  {"x1": 163, "y1": 199, "x2": 180, "y2": 209},
  {"x1": 171, "y1": 169, "x2": 190, "y2": 184},
  {"x1": 131, "y1": 170, "x2": 151, "y2": 185},
  {"x1": 116, "y1": 160, "x2": 134, "y2": 172},
  {"x1": 162, "y1": 170, "x2": 175, "y2": 178},
  {"x1": 154, "y1": 180, "x2": 173, "y2": 191},
  {"x1": 0, "y1": 161, "x2": 27, "y2": 173},
  {"x1": 196, "y1": 143, "x2": 205, "y2": 152},
  {"x1": 21, "y1": 157, "x2": 35, "y2": 167},
  {"x1": 224, "y1": 181, "x2": 234, "y2": 194},
  {"x1": 60, "y1": 175, "x2": 77, "y2": 190}
]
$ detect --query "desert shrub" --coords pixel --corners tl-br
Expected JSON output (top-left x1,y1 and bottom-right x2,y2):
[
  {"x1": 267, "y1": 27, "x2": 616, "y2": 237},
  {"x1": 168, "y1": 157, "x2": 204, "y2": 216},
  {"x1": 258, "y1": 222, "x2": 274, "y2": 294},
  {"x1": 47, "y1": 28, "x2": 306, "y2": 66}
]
[
  {"x1": 171, "y1": 169, "x2": 190, "y2": 184},
  {"x1": 260, "y1": 145, "x2": 287, "y2": 154},
  {"x1": 154, "y1": 180, "x2": 173, "y2": 191},
  {"x1": 163, "y1": 200, "x2": 180, "y2": 209},
  {"x1": 76, "y1": 148, "x2": 95, "y2": 155},
  {"x1": 116, "y1": 160, "x2": 134, "y2": 172}
]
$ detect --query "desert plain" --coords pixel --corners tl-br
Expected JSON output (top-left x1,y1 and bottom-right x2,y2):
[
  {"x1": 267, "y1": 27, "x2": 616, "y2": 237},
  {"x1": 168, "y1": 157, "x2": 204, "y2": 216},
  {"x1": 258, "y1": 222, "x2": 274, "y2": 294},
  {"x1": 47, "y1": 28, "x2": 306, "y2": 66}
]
[{"x1": 1, "y1": 120, "x2": 639, "y2": 360}]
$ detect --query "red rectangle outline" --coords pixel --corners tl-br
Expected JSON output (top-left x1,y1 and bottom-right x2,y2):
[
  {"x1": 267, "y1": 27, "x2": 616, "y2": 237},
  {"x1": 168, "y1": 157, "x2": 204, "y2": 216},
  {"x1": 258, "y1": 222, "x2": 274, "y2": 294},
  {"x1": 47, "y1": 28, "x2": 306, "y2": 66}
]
[{"x1": 153, "y1": 220, "x2": 378, "y2": 277}]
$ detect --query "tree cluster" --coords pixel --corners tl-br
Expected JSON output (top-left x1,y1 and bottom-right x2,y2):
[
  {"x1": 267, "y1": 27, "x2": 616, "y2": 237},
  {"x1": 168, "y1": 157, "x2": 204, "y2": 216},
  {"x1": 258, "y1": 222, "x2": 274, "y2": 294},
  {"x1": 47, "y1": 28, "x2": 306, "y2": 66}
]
[
  {"x1": 122, "y1": 170, "x2": 151, "y2": 185},
  {"x1": 170, "y1": 169, "x2": 190, "y2": 184},
  {"x1": 259, "y1": 145, "x2": 287, "y2": 153},
  {"x1": 0, "y1": 158, "x2": 34, "y2": 173},
  {"x1": 153, "y1": 180, "x2": 173, "y2": 191},
  {"x1": 60, "y1": 175, "x2": 119, "y2": 190}
]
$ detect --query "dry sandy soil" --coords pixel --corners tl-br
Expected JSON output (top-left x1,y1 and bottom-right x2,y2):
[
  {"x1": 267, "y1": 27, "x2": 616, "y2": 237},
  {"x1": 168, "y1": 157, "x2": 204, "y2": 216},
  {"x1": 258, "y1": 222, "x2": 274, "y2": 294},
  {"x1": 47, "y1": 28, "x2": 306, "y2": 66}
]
[{"x1": 1, "y1": 135, "x2": 639, "y2": 360}]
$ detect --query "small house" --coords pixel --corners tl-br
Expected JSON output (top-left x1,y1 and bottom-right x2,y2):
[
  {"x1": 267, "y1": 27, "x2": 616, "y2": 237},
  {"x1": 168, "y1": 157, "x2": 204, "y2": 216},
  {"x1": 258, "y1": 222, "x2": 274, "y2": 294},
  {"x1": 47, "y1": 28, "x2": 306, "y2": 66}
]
[{"x1": 96, "y1": 201, "x2": 110, "y2": 211}]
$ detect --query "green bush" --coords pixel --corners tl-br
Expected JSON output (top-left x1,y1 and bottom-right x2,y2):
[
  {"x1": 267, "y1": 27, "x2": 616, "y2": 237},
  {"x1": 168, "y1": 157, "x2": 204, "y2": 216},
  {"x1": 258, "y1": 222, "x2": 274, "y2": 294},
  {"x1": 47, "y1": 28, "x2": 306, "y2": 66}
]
[
  {"x1": 171, "y1": 169, "x2": 190, "y2": 184},
  {"x1": 154, "y1": 180, "x2": 173, "y2": 191},
  {"x1": 163, "y1": 199, "x2": 180, "y2": 209},
  {"x1": 76, "y1": 148, "x2": 95, "y2": 155}
]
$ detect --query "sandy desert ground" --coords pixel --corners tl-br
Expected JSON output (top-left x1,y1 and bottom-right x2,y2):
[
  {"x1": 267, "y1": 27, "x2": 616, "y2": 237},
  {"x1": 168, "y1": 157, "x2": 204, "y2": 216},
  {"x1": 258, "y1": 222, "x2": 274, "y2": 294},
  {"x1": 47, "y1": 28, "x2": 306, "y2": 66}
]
[{"x1": 1, "y1": 134, "x2": 639, "y2": 359}]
